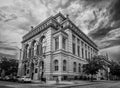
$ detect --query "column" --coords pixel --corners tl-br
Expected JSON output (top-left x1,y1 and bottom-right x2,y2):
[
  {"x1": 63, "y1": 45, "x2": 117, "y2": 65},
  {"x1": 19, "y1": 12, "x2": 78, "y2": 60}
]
[{"x1": 59, "y1": 54, "x2": 62, "y2": 81}]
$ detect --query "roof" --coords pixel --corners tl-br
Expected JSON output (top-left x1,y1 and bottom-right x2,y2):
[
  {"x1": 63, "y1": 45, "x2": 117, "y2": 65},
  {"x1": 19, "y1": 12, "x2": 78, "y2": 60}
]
[{"x1": 22, "y1": 12, "x2": 98, "y2": 50}]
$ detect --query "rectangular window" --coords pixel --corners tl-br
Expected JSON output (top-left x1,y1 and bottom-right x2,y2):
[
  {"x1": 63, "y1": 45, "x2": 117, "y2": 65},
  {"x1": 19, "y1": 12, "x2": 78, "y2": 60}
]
[
  {"x1": 63, "y1": 66, "x2": 66, "y2": 71},
  {"x1": 81, "y1": 41, "x2": 83, "y2": 47},
  {"x1": 55, "y1": 66, "x2": 58, "y2": 71},
  {"x1": 88, "y1": 52, "x2": 90, "y2": 59},
  {"x1": 82, "y1": 48, "x2": 84, "y2": 58},
  {"x1": 27, "y1": 69, "x2": 29, "y2": 74},
  {"x1": 73, "y1": 62, "x2": 77, "y2": 72},
  {"x1": 72, "y1": 43, "x2": 76, "y2": 55},
  {"x1": 79, "y1": 64, "x2": 81, "y2": 73},
  {"x1": 55, "y1": 37, "x2": 59, "y2": 50},
  {"x1": 77, "y1": 39, "x2": 80, "y2": 44},
  {"x1": 85, "y1": 50, "x2": 87, "y2": 59},
  {"x1": 72, "y1": 35, "x2": 75, "y2": 42},
  {"x1": 35, "y1": 68, "x2": 38, "y2": 73},
  {"x1": 62, "y1": 37, "x2": 66, "y2": 50},
  {"x1": 78, "y1": 46, "x2": 80, "y2": 57}
]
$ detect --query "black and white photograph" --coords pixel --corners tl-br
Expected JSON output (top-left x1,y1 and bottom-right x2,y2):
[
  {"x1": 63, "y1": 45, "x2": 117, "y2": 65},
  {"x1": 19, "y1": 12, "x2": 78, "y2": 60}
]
[{"x1": 0, "y1": 0, "x2": 120, "y2": 88}]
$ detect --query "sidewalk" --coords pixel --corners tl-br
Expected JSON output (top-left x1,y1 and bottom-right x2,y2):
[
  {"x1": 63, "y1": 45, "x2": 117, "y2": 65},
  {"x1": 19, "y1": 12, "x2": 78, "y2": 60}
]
[
  {"x1": 31, "y1": 80, "x2": 116, "y2": 88},
  {"x1": 32, "y1": 80, "x2": 74, "y2": 85},
  {"x1": 31, "y1": 80, "x2": 92, "y2": 87}
]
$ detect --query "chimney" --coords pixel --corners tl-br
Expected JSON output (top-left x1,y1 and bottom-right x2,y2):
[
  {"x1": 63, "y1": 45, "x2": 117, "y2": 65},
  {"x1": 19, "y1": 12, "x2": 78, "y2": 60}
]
[
  {"x1": 31, "y1": 26, "x2": 34, "y2": 30},
  {"x1": 66, "y1": 14, "x2": 69, "y2": 19}
]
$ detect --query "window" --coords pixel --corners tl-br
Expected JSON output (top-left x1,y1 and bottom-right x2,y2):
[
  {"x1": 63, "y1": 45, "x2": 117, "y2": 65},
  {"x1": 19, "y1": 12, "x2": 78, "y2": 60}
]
[
  {"x1": 41, "y1": 37, "x2": 46, "y2": 54},
  {"x1": 72, "y1": 35, "x2": 76, "y2": 55},
  {"x1": 27, "y1": 69, "x2": 29, "y2": 74},
  {"x1": 77, "y1": 39, "x2": 80, "y2": 57},
  {"x1": 78, "y1": 63, "x2": 81, "y2": 73},
  {"x1": 82, "y1": 48, "x2": 84, "y2": 58},
  {"x1": 40, "y1": 61, "x2": 44, "y2": 70},
  {"x1": 72, "y1": 35, "x2": 75, "y2": 42},
  {"x1": 91, "y1": 54, "x2": 92, "y2": 58},
  {"x1": 55, "y1": 37, "x2": 59, "y2": 50},
  {"x1": 77, "y1": 46, "x2": 80, "y2": 57},
  {"x1": 73, "y1": 62, "x2": 77, "y2": 72},
  {"x1": 62, "y1": 37, "x2": 66, "y2": 50},
  {"x1": 35, "y1": 68, "x2": 38, "y2": 73},
  {"x1": 85, "y1": 50, "x2": 87, "y2": 59},
  {"x1": 63, "y1": 60, "x2": 67, "y2": 71},
  {"x1": 72, "y1": 43, "x2": 76, "y2": 55},
  {"x1": 81, "y1": 41, "x2": 83, "y2": 47},
  {"x1": 54, "y1": 60, "x2": 59, "y2": 71},
  {"x1": 81, "y1": 41, "x2": 84, "y2": 58},
  {"x1": 26, "y1": 45, "x2": 29, "y2": 58},
  {"x1": 77, "y1": 39, "x2": 80, "y2": 44},
  {"x1": 34, "y1": 43, "x2": 37, "y2": 56},
  {"x1": 88, "y1": 52, "x2": 90, "y2": 59},
  {"x1": 32, "y1": 41, "x2": 36, "y2": 56}
]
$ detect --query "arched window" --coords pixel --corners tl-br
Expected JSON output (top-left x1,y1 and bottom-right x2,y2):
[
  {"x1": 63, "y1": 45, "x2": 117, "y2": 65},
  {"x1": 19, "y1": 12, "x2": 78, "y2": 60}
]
[
  {"x1": 32, "y1": 41, "x2": 37, "y2": 56},
  {"x1": 34, "y1": 42, "x2": 37, "y2": 56},
  {"x1": 40, "y1": 36, "x2": 46, "y2": 55},
  {"x1": 31, "y1": 40, "x2": 36, "y2": 56},
  {"x1": 54, "y1": 60, "x2": 59, "y2": 71},
  {"x1": 42, "y1": 37, "x2": 46, "y2": 54},
  {"x1": 73, "y1": 62, "x2": 77, "y2": 72},
  {"x1": 63, "y1": 60, "x2": 67, "y2": 71}
]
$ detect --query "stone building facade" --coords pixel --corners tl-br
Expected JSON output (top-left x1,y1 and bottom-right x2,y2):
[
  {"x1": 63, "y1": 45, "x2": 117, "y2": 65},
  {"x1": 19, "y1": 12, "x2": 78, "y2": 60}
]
[{"x1": 18, "y1": 12, "x2": 98, "y2": 81}]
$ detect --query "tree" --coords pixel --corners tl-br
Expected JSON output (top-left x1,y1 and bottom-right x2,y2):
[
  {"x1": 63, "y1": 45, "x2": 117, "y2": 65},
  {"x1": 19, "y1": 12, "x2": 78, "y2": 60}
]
[
  {"x1": 109, "y1": 61, "x2": 120, "y2": 80},
  {"x1": 0, "y1": 57, "x2": 18, "y2": 78},
  {"x1": 83, "y1": 56, "x2": 103, "y2": 81}
]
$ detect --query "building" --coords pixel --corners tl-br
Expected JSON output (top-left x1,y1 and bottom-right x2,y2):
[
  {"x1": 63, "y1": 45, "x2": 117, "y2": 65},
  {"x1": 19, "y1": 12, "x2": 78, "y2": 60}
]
[
  {"x1": 18, "y1": 12, "x2": 98, "y2": 81},
  {"x1": 96, "y1": 54, "x2": 111, "y2": 80}
]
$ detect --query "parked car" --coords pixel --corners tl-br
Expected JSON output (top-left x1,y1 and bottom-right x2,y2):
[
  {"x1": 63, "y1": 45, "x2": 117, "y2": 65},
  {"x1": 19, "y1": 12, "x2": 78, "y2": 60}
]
[
  {"x1": 0, "y1": 77, "x2": 2, "y2": 80},
  {"x1": 17, "y1": 76, "x2": 31, "y2": 83},
  {"x1": 4, "y1": 76, "x2": 10, "y2": 81}
]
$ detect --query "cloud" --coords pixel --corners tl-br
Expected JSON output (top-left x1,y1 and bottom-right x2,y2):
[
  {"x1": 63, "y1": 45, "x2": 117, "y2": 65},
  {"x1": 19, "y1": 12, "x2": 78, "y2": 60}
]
[
  {"x1": 0, "y1": 46, "x2": 17, "y2": 51},
  {"x1": 89, "y1": 27, "x2": 113, "y2": 40},
  {"x1": 0, "y1": 0, "x2": 119, "y2": 62},
  {"x1": 99, "y1": 46, "x2": 120, "y2": 62},
  {"x1": 110, "y1": 0, "x2": 120, "y2": 21}
]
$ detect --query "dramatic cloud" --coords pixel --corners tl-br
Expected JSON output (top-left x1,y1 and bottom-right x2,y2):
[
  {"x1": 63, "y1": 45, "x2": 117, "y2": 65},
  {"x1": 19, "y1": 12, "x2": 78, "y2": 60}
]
[{"x1": 0, "y1": 0, "x2": 120, "y2": 61}]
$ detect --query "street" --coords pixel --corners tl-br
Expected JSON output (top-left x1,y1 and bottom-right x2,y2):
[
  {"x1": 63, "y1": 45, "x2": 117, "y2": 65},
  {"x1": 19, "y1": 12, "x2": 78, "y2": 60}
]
[
  {"x1": 75, "y1": 81, "x2": 120, "y2": 88},
  {"x1": 0, "y1": 81, "x2": 120, "y2": 88}
]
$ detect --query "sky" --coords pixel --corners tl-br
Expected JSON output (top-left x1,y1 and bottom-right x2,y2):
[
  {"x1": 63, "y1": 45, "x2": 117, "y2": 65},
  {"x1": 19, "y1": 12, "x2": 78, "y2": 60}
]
[{"x1": 0, "y1": 0, "x2": 120, "y2": 61}]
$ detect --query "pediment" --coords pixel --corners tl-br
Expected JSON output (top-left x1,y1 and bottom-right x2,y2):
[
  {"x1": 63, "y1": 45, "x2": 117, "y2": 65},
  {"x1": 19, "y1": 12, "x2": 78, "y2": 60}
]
[{"x1": 54, "y1": 12, "x2": 66, "y2": 23}]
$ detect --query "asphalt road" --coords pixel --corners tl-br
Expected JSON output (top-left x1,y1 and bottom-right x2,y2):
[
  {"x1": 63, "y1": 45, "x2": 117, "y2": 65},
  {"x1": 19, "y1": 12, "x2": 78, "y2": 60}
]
[
  {"x1": 0, "y1": 80, "x2": 120, "y2": 88},
  {"x1": 72, "y1": 81, "x2": 120, "y2": 88}
]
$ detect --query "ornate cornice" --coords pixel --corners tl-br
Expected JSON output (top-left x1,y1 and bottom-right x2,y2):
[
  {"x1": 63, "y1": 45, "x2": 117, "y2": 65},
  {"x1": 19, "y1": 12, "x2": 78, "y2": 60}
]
[
  {"x1": 22, "y1": 12, "x2": 98, "y2": 51},
  {"x1": 22, "y1": 18, "x2": 60, "y2": 43},
  {"x1": 61, "y1": 19, "x2": 98, "y2": 51}
]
